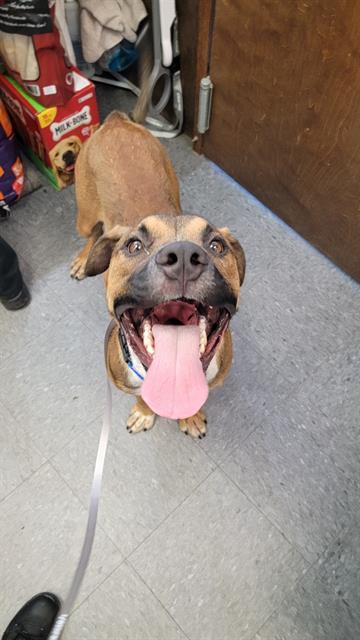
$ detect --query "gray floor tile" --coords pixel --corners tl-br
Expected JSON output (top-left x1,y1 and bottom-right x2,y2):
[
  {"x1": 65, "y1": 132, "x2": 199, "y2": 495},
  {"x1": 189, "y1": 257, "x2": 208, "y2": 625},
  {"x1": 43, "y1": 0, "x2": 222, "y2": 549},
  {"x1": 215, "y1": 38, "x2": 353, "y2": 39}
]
[
  {"x1": 45, "y1": 259, "x2": 110, "y2": 341},
  {"x1": 1, "y1": 185, "x2": 78, "y2": 279},
  {"x1": 1, "y1": 186, "x2": 76, "y2": 273},
  {"x1": 0, "y1": 276, "x2": 67, "y2": 363},
  {"x1": 130, "y1": 470, "x2": 307, "y2": 640},
  {"x1": 0, "y1": 401, "x2": 44, "y2": 501},
  {"x1": 256, "y1": 525, "x2": 360, "y2": 640},
  {"x1": 0, "y1": 464, "x2": 122, "y2": 631},
  {"x1": 1, "y1": 186, "x2": 109, "y2": 346},
  {"x1": 298, "y1": 349, "x2": 360, "y2": 442},
  {"x1": 31, "y1": 228, "x2": 82, "y2": 283},
  {"x1": 235, "y1": 268, "x2": 358, "y2": 386},
  {"x1": 0, "y1": 212, "x2": 28, "y2": 263},
  {"x1": 222, "y1": 395, "x2": 360, "y2": 562},
  {"x1": 316, "y1": 518, "x2": 360, "y2": 615},
  {"x1": 180, "y1": 162, "x2": 254, "y2": 226},
  {"x1": 199, "y1": 329, "x2": 293, "y2": 464},
  {"x1": 0, "y1": 318, "x2": 105, "y2": 457},
  {"x1": 52, "y1": 399, "x2": 215, "y2": 556},
  {"x1": 66, "y1": 562, "x2": 186, "y2": 640},
  {"x1": 255, "y1": 575, "x2": 359, "y2": 640}
]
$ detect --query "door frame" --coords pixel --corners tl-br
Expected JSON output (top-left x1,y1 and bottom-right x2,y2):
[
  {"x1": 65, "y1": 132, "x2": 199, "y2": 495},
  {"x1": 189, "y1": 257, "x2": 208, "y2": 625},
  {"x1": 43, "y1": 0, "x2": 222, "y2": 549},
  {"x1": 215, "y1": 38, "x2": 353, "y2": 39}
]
[{"x1": 178, "y1": 0, "x2": 215, "y2": 145}]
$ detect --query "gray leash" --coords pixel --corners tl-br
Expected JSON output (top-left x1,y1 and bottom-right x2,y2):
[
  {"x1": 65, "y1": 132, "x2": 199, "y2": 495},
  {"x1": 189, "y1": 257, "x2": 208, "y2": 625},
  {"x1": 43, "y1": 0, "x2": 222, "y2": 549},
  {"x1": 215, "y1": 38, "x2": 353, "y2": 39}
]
[{"x1": 48, "y1": 323, "x2": 115, "y2": 640}]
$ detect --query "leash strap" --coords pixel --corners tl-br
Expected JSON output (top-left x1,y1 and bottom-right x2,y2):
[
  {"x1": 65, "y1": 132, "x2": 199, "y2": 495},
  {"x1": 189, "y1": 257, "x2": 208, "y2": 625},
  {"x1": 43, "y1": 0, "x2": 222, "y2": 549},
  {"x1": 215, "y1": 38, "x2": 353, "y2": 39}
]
[
  {"x1": 118, "y1": 323, "x2": 145, "y2": 381},
  {"x1": 48, "y1": 325, "x2": 114, "y2": 640}
]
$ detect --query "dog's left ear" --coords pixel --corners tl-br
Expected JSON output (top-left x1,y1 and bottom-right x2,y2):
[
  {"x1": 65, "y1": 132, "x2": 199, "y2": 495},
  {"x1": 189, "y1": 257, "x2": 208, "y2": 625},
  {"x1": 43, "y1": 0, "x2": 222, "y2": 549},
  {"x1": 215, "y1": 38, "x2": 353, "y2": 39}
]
[
  {"x1": 219, "y1": 227, "x2": 246, "y2": 285},
  {"x1": 85, "y1": 225, "x2": 128, "y2": 277}
]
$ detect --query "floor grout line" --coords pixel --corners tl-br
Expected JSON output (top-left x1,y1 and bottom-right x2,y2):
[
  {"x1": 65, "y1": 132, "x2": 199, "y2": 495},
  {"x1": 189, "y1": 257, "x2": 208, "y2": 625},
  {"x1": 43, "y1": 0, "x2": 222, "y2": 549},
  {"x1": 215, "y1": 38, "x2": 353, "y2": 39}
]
[
  {"x1": 0, "y1": 311, "x2": 67, "y2": 369},
  {"x1": 46, "y1": 460, "x2": 215, "y2": 637},
  {"x1": 128, "y1": 561, "x2": 192, "y2": 640},
  {"x1": 47, "y1": 407, "x2": 104, "y2": 465},
  {"x1": 248, "y1": 515, "x2": 360, "y2": 640},
  {"x1": 125, "y1": 468, "x2": 217, "y2": 563},
  {"x1": 221, "y1": 455, "x2": 360, "y2": 576},
  {"x1": 219, "y1": 465, "x2": 311, "y2": 564},
  {"x1": 48, "y1": 460, "x2": 121, "y2": 554},
  {"x1": 198, "y1": 417, "x2": 267, "y2": 468},
  {"x1": 66, "y1": 557, "x2": 126, "y2": 618},
  {"x1": 49, "y1": 441, "x2": 217, "y2": 561},
  {"x1": 0, "y1": 460, "x2": 50, "y2": 507}
]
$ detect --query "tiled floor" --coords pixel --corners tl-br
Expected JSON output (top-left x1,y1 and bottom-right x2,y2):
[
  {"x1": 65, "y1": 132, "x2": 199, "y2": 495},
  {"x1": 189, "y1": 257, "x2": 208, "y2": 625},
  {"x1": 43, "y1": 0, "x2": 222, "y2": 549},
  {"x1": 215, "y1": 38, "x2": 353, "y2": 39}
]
[{"x1": 0, "y1": 86, "x2": 359, "y2": 639}]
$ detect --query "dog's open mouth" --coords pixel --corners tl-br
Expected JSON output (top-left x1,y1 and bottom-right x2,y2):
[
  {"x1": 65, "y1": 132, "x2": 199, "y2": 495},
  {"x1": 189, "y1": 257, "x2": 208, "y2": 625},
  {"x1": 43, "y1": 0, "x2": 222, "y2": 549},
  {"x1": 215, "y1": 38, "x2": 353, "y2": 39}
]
[
  {"x1": 120, "y1": 299, "x2": 230, "y2": 420},
  {"x1": 120, "y1": 299, "x2": 230, "y2": 371}
]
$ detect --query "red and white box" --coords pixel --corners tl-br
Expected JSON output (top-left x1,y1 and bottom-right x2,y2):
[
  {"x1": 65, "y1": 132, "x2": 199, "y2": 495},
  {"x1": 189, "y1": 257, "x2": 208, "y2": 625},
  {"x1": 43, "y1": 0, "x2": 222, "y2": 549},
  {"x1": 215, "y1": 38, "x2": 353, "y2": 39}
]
[{"x1": 0, "y1": 68, "x2": 100, "y2": 189}]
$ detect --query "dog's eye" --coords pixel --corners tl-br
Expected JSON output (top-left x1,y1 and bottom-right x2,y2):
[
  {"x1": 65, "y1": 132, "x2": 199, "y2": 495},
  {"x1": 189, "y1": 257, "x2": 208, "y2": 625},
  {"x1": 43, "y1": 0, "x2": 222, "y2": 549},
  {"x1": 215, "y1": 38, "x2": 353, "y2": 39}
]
[
  {"x1": 209, "y1": 238, "x2": 225, "y2": 255},
  {"x1": 127, "y1": 239, "x2": 143, "y2": 255}
]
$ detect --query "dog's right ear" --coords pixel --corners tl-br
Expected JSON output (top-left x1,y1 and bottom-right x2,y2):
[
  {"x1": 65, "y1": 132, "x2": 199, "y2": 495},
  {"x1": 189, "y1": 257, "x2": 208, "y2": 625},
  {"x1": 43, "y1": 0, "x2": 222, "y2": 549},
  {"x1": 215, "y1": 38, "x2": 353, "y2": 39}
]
[
  {"x1": 84, "y1": 225, "x2": 128, "y2": 276},
  {"x1": 219, "y1": 227, "x2": 246, "y2": 286}
]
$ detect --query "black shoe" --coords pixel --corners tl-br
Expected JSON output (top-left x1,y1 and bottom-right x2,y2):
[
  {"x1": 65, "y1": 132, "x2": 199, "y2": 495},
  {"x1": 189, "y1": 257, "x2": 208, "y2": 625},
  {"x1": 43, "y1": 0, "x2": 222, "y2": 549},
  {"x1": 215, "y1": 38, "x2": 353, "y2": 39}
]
[
  {"x1": 2, "y1": 593, "x2": 61, "y2": 640},
  {"x1": 1, "y1": 282, "x2": 30, "y2": 311}
]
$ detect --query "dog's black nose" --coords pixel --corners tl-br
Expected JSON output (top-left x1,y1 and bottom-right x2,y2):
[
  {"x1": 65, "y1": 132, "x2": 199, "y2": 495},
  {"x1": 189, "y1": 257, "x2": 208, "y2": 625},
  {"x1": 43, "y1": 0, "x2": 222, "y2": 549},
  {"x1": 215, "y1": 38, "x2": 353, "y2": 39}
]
[
  {"x1": 63, "y1": 150, "x2": 75, "y2": 165},
  {"x1": 155, "y1": 241, "x2": 209, "y2": 284}
]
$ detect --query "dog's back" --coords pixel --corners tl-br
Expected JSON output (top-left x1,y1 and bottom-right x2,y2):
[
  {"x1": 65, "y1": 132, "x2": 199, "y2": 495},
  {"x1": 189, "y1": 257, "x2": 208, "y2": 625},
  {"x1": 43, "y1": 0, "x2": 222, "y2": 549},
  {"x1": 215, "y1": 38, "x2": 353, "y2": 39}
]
[{"x1": 75, "y1": 111, "x2": 181, "y2": 235}]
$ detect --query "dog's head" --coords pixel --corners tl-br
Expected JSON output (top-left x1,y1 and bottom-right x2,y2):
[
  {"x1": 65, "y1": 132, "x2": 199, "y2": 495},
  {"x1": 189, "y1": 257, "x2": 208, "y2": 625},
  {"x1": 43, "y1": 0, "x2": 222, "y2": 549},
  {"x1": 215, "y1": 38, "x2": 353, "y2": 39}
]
[
  {"x1": 84, "y1": 214, "x2": 245, "y2": 371},
  {"x1": 49, "y1": 136, "x2": 82, "y2": 180}
]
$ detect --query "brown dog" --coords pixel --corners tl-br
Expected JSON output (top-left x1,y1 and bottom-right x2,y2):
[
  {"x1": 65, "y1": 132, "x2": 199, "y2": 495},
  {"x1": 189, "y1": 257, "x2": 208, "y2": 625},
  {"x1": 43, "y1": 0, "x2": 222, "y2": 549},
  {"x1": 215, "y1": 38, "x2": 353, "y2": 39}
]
[
  {"x1": 49, "y1": 135, "x2": 82, "y2": 188},
  {"x1": 70, "y1": 112, "x2": 245, "y2": 438}
]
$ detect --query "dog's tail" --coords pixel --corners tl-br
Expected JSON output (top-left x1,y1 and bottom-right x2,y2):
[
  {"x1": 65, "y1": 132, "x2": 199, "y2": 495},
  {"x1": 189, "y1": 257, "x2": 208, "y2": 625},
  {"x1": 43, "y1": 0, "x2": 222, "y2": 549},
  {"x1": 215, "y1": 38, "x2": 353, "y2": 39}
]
[{"x1": 131, "y1": 22, "x2": 153, "y2": 124}]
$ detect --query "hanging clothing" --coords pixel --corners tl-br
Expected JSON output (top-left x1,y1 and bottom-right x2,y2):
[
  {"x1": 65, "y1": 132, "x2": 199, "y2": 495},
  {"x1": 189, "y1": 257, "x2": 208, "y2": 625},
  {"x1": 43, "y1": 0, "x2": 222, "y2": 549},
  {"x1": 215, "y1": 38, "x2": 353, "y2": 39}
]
[{"x1": 79, "y1": 0, "x2": 147, "y2": 63}]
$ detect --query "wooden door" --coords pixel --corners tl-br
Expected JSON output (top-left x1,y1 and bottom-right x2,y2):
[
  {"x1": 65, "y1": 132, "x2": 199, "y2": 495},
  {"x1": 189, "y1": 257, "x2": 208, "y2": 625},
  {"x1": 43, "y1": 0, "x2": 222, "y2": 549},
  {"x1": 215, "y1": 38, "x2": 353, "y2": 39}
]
[{"x1": 201, "y1": 0, "x2": 360, "y2": 281}]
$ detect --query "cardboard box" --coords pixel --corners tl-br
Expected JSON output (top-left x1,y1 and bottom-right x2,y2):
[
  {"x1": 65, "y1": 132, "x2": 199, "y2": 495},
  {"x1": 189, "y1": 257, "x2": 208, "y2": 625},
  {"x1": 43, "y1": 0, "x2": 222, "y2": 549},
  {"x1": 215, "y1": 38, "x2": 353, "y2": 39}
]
[{"x1": 0, "y1": 69, "x2": 99, "y2": 189}]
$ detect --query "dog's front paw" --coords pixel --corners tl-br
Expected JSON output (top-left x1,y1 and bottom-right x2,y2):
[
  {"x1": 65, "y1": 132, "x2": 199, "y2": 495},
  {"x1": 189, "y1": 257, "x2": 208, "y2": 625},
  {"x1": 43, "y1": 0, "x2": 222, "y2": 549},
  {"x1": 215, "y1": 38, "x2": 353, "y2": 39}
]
[
  {"x1": 70, "y1": 254, "x2": 87, "y2": 280},
  {"x1": 127, "y1": 403, "x2": 156, "y2": 434},
  {"x1": 179, "y1": 411, "x2": 207, "y2": 439}
]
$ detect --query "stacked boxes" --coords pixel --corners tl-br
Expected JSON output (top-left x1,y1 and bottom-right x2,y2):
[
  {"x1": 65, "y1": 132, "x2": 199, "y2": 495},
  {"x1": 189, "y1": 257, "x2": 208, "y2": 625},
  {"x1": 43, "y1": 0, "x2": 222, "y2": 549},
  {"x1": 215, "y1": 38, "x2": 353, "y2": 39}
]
[{"x1": 0, "y1": 68, "x2": 99, "y2": 189}]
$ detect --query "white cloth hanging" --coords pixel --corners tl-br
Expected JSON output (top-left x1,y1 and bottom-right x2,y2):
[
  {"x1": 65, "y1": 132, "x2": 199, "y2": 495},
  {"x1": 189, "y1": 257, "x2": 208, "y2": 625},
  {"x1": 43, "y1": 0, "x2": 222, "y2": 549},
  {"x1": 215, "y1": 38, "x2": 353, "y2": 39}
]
[{"x1": 79, "y1": 0, "x2": 147, "y2": 63}]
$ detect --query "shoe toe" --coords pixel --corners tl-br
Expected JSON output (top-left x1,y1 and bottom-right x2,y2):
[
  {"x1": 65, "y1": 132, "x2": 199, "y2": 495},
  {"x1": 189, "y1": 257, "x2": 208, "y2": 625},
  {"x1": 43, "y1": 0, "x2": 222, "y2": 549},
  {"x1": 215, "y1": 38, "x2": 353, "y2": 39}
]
[{"x1": 2, "y1": 593, "x2": 61, "y2": 640}]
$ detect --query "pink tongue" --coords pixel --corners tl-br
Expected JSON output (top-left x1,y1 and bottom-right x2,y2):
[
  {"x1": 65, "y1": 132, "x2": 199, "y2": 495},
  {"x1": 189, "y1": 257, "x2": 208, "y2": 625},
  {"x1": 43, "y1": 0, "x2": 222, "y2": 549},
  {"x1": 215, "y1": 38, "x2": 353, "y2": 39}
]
[{"x1": 141, "y1": 324, "x2": 208, "y2": 420}]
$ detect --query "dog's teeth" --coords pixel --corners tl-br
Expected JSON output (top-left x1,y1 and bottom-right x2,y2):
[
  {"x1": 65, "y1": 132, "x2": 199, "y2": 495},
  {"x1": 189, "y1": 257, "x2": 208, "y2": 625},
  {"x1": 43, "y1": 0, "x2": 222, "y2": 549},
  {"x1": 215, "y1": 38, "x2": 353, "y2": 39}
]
[
  {"x1": 199, "y1": 316, "x2": 207, "y2": 355},
  {"x1": 143, "y1": 321, "x2": 154, "y2": 355}
]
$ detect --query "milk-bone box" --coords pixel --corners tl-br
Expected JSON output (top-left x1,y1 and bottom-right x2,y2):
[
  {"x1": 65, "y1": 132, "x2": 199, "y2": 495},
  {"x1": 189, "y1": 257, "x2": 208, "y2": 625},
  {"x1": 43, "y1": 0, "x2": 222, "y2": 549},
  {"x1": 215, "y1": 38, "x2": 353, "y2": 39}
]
[{"x1": 0, "y1": 69, "x2": 99, "y2": 189}]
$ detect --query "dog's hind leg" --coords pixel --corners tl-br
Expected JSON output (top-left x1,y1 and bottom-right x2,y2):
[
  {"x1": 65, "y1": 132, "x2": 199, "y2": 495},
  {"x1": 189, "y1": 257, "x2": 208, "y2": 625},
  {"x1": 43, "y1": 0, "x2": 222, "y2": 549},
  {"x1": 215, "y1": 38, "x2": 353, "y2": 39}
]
[
  {"x1": 127, "y1": 397, "x2": 156, "y2": 434},
  {"x1": 70, "y1": 221, "x2": 103, "y2": 280}
]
